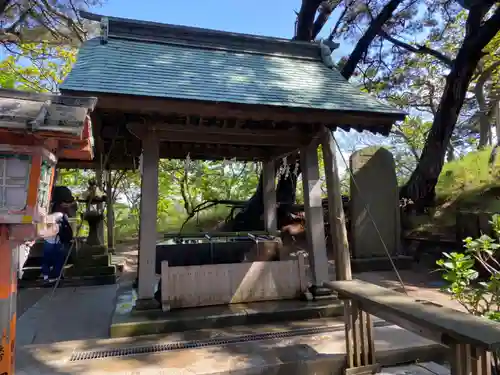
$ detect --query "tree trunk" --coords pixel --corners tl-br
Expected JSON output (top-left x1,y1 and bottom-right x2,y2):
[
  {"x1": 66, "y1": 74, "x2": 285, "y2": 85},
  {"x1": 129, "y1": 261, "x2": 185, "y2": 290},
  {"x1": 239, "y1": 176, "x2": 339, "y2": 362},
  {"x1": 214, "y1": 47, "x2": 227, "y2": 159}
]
[
  {"x1": 225, "y1": 171, "x2": 264, "y2": 231},
  {"x1": 475, "y1": 61, "x2": 500, "y2": 148},
  {"x1": 224, "y1": 157, "x2": 301, "y2": 231},
  {"x1": 400, "y1": 6, "x2": 500, "y2": 209},
  {"x1": 294, "y1": 0, "x2": 323, "y2": 41}
]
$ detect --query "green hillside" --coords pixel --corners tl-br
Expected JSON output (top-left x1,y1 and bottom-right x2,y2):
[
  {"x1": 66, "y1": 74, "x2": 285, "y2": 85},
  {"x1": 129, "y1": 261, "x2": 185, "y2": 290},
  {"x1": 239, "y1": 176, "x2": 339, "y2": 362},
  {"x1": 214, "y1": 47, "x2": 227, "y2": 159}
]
[{"x1": 412, "y1": 148, "x2": 500, "y2": 235}]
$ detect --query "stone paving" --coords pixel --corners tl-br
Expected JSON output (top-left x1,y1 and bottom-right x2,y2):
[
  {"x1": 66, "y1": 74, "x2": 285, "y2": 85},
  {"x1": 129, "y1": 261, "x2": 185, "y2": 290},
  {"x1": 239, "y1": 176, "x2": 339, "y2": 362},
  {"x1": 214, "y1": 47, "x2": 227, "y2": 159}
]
[
  {"x1": 16, "y1": 317, "x2": 445, "y2": 375},
  {"x1": 17, "y1": 284, "x2": 118, "y2": 346},
  {"x1": 17, "y1": 287, "x2": 49, "y2": 317}
]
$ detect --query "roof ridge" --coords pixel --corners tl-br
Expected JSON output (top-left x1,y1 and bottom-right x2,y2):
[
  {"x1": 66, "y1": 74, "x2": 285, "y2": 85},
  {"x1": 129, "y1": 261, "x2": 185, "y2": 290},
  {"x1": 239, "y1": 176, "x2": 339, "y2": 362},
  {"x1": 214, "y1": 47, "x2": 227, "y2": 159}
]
[
  {"x1": 79, "y1": 10, "x2": 322, "y2": 60},
  {"x1": 103, "y1": 35, "x2": 321, "y2": 62}
]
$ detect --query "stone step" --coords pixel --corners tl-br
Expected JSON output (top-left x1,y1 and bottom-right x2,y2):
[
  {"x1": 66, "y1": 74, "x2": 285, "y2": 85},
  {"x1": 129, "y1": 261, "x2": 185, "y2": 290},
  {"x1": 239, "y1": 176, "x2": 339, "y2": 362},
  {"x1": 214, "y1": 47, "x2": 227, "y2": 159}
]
[
  {"x1": 66, "y1": 264, "x2": 117, "y2": 277},
  {"x1": 111, "y1": 295, "x2": 345, "y2": 337},
  {"x1": 20, "y1": 265, "x2": 72, "y2": 280},
  {"x1": 72, "y1": 253, "x2": 112, "y2": 267},
  {"x1": 23, "y1": 255, "x2": 77, "y2": 268},
  {"x1": 21, "y1": 264, "x2": 117, "y2": 280},
  {"x1": 18, "y1": 274, "x2": 117, "y2": 288},
  {"x1": 17, "y1": 317, "x2": 447, "y2": 375}
]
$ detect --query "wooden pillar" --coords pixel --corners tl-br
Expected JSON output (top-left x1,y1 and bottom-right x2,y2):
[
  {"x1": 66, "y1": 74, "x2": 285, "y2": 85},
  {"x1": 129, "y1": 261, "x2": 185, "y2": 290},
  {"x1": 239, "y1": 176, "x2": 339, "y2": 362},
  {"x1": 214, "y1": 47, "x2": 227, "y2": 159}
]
[
  {"x1": 300, "y1": 142, "x2": 329, "y2": 286},
  {"x1": 344, "y1": 299, "x2": 378, "y2": 374},
  {"x1": 105, "y1": 170, "x2": 114, "y2": 251},
  {"x1": 0, "y1": 226, "x2": 17, "y2": 375},
  {"x1": 322, "y1": 129, "x2": 352, "y2": 281},
  {"x1": 137, "y1": 131, "x2": 159, "y2": 302},
  {"x1": 450, "y1": 343, "x2": 491, "y2": 375},
  {"x1": 262, "y1": 160, "x2": 277, "y2": 232}
]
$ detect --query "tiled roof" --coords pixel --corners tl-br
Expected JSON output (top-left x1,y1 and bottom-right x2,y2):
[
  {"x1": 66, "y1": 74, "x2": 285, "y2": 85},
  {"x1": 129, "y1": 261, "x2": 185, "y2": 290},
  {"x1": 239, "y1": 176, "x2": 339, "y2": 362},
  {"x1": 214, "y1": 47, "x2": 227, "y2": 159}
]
[{"x1": 60, "y1": 13, "x2": 404, "y2": 117}]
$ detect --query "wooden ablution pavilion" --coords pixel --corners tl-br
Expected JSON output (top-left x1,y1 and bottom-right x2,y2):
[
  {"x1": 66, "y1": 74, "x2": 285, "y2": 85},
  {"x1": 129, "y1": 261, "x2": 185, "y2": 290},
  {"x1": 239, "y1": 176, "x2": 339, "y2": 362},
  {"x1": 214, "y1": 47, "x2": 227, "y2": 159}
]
[{"x1": 55, "y1": 11, "x2": 500, "y2": 375}]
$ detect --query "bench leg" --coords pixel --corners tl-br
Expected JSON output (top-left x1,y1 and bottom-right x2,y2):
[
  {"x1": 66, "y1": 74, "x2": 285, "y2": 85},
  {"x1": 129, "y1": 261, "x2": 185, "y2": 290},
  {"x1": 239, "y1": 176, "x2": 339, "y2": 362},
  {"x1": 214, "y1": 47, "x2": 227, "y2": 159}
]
[
  {"x1": 344, "y1": 300, "x2": 379, "y2": 375},
  {"x1": 450, "y1": 343, "x2": 491, "y2": 375}
]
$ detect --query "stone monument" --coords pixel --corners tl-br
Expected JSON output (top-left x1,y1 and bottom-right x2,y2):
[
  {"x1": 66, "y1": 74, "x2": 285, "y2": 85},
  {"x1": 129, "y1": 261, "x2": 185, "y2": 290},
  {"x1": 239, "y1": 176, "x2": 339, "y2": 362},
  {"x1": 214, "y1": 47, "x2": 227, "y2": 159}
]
[{"x1": 349, "y1": 146, "x2": 401, "y2": 260}]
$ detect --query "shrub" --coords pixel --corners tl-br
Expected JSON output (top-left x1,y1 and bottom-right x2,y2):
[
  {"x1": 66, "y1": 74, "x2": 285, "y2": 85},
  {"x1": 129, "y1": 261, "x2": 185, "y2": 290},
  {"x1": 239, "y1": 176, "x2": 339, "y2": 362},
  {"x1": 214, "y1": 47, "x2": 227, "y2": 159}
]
[
  {"x1": 436, "y1": 213, "x2": 500, "y2": 319},
  {"x1": 436, "y1": 214, "x2": 500, "y2": 370}
]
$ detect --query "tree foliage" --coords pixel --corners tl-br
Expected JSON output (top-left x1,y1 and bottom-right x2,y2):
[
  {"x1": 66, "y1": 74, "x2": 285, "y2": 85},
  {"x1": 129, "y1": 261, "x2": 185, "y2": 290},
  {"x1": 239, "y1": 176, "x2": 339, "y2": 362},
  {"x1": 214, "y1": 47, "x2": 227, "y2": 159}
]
[
  {"x1": 436, "y1": 214, "x2": 500, "y2": 320},
  {"x1": 0, "y1": 0, "x2": 98, "y2": 92}
]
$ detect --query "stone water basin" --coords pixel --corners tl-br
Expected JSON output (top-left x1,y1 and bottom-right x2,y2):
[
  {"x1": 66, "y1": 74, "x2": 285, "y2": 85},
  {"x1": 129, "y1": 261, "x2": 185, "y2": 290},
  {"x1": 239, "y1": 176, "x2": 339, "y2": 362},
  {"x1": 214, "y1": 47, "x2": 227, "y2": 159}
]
[{"x1": 155, "y1": 233, "x2": 281, "y2": 274}]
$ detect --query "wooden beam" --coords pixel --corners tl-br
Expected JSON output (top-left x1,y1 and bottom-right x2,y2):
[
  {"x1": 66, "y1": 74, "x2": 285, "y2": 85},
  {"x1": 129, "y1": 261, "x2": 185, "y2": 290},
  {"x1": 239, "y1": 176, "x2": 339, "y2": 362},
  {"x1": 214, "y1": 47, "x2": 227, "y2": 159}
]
[
  {"x1": 127, "y1": 123, "x2": 310, "y2": 147},
  {"x1": 60, "y1": 90, "x2": 403, "y2": 132},
  {"x1": 158, "y1": 142, "x2": 290, "y2": 161},
  {"x1": 56, "y1": 159, "x2": 136, "y2": 170}
]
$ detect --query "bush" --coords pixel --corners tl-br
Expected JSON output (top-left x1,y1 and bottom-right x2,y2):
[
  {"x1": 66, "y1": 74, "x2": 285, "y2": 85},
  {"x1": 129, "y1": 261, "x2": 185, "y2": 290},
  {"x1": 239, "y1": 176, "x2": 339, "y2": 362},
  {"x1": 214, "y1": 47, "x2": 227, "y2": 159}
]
[
  {"x1": 436, "y1": 213, "x2": 500, "y2": 370},
  {"x1": 437, "y1": 213, "x2": 500, "y2": 319}
]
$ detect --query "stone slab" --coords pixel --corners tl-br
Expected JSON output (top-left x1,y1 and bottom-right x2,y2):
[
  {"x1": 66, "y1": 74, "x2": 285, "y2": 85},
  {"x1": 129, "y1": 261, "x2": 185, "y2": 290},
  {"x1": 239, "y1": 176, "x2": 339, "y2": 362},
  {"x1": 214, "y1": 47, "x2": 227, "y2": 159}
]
[
  {"x1": 350, "y1": 147, "x2": 401, "y2": 258},
  {"x1": 18, "y1": 274, "x2": 117, "y2": 288},
  {"x1": 380, "y1": 362, "x2": 449, "y2": 375},
  {"x1": 16, "y1": 284, "x2": 118, "y2": 346},
  {"x1": 67, "y1": 264, "x2": 117, "y2": 277},
  {"x1": 17, "y1": 288, "x2": 49, "y2": 318},
  {"x1": 16, "y1": 321, "x2": 446, "y2": 375},
  {"x1": 111, "y1": 288, "x2": 344, "y2": 337}
]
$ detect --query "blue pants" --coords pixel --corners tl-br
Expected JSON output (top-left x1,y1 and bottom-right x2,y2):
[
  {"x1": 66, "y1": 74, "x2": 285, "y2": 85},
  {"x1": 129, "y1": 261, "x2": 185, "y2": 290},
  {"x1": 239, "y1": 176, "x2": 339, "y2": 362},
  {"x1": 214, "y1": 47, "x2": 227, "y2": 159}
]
[{"x1": 41, "y1": 241, "x2": 66, "y2": 278}]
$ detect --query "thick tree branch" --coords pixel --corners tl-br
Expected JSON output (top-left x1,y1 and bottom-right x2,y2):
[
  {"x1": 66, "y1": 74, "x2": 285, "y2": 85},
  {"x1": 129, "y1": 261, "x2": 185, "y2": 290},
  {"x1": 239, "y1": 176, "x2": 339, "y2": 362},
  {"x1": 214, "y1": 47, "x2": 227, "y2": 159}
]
[
  {"x1": 379, "y1": 29, "x2": 454, "y2": 67},
  {"x1": 340, "y1": 0, "x2": 404, "y2": 80},
  {"x1": 329, "y1": 6, "x2": 348, "y2": 39},
  {"x1": 0, "y1": 0, "x2": 12, "y2": 16},
  {"x1": 472, "y1": 6, "x2": 500, "y2": 48},
  {"x1": 295, "y1": 0, "x2": 323, "y2": 41},
  {"x1": 312, "y1": 0, "x2": 340, "y2": 40}
]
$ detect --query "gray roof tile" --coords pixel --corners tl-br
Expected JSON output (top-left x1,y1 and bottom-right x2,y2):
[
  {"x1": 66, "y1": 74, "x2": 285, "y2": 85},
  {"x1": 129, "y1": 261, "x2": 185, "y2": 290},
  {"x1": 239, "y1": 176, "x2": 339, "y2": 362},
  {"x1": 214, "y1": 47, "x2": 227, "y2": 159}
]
[{"x1": 61, "y1": 37, "x2": 402, "y2": 116}]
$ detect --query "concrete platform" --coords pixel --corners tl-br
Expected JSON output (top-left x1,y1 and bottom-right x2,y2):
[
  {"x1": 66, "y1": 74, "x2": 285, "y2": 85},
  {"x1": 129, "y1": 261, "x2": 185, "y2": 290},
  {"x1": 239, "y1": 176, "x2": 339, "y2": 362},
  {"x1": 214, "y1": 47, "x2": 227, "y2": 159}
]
[
  {"x1": 17, "y1": 316, "x2": 447, "y2": 375},
  {"x1": 111, "y1": 288, "x2": 344, "y2": 337},
  {"x1": 17, "y1": 284, "x2": 118, "y2": 346},
  {"x1": 351, "y1": 255, "x2": 413, "y2": 273}
]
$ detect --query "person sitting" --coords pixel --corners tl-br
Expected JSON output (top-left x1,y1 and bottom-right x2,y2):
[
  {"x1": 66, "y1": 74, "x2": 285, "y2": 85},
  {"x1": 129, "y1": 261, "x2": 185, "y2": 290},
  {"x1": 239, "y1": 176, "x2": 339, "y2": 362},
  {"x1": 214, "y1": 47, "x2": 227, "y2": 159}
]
[{"x1": 41, "y1": 198, "x2": 75, "y2": 286}]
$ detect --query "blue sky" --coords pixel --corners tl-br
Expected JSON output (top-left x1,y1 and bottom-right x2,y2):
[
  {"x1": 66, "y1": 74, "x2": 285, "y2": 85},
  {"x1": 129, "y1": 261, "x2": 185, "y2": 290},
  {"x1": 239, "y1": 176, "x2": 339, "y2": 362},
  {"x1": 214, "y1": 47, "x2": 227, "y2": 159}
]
[
  {"x1": 93, "y1": 0, "x2": 299, "y2": 38},
  {"x1": 91, "y1": 0, "x2": 353, "y2": 58}
]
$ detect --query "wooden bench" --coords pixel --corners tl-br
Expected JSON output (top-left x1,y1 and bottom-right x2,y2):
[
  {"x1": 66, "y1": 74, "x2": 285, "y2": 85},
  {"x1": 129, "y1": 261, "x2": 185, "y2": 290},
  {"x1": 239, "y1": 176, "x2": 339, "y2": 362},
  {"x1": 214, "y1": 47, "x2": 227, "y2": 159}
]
[{"x1": 324, "y1": 279, "x2": 499, "y2": 375}]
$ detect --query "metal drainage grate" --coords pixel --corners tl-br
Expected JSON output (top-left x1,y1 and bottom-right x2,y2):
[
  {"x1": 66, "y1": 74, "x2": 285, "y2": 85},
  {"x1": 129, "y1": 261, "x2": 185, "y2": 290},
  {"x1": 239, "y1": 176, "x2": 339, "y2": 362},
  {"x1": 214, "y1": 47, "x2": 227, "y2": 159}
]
[{"x1": 69, "y1": 320, "x2": 392, "y2": 362}]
